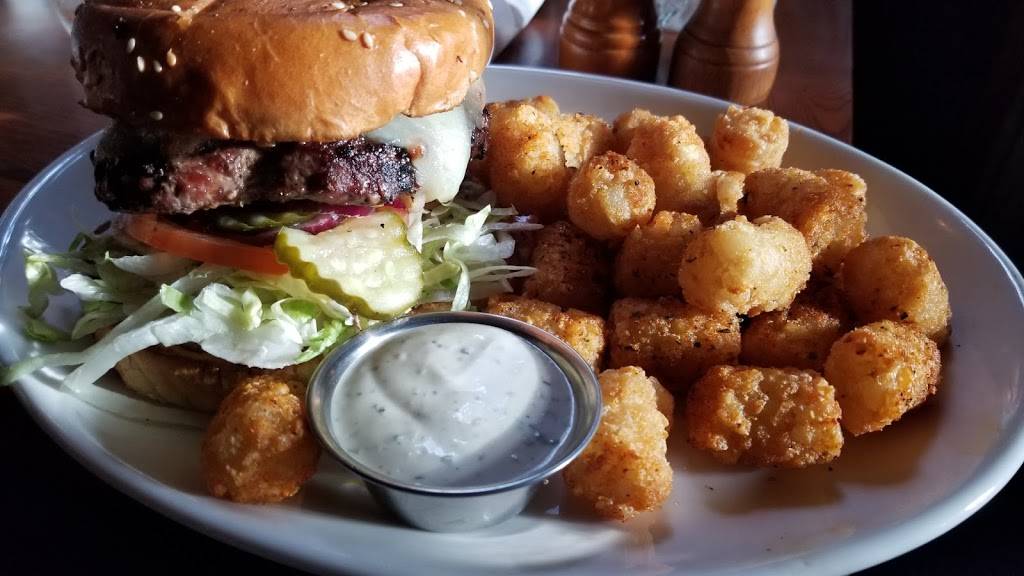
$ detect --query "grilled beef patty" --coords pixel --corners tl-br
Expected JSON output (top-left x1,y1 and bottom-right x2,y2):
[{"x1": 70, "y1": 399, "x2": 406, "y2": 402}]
[{"x1": 93, "y1": 124, "x2": 418, "y2": 215}]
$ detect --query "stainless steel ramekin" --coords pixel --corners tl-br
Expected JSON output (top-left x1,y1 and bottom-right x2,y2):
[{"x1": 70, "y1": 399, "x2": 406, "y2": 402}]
[{"x1": 306, "y1": 311, "x2": 602, "y2": 532}]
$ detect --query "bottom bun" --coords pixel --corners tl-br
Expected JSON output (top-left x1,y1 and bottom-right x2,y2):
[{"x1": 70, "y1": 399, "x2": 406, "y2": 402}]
[{"x1": 113, "y1": 346, "x2": 319, "y2": 413}]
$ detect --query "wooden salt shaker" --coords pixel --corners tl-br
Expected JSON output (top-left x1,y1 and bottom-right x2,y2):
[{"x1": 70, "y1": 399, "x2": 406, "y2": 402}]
[
  {"x1": 559, "y1": 0, "x2": 660, "y2": 82},
  {"x1": 669, "y1": 0, "x2": 779, "y2": 105}
]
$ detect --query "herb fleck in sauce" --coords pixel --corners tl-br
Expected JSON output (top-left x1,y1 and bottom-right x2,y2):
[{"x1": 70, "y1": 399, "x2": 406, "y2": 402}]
[{"x1": 331, "y1": 323, "x2": 572, "y2": 487}]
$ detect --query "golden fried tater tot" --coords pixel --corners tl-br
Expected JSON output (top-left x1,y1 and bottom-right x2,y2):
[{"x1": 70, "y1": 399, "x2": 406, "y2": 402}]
[
  {"x1": 743, "y1": 167, "x2": 867, "y2": 275},
  {"x1": 815, "y1": 168, "x2": 867, "y2": 202},
  {"x1": 202, "y1": 375, "x2": 320, "y2": 503},
  {"x1": 567, "y1": 151, "x2": 657, "y2": 241},
  {"x1": 555, "y1": 113, "x2": 614, "y2": 170},
  {"x1": 686, "y1": 365, "x2": 843, "y2": 467},
  {"x1": 563, "y1": 366, "x2": 672, "y2": 521},
  {"x1": 741, "y1": 283, "x2": 852, "y2": 371},
  {"x1": 522, "y1": 221, "x2": 612, "y2": 314},
  {"x1": 611, "y1": 108, "x2": 658, "y2": 153},
  {"x1": 513, "y1": 94, "x2": 561, "y2": 118},
  {"x1": 840, "y1": 236, "x2": 952, "y2": 344},
  {"x1": 626, "y1": 115, "x2": 715, "y2": 220},
  {"x1": 709, "y1": 105, "x2": 789, "y2": 174},
  {"x1": 651, "y1": 376, "x2": 675, "y2": 432},
  {"x1": 487, "y1": 101, "x2": 569, "y2": 222},
  {"x1": 709, "y1": 169, "x2": 746, "y2": 221},
  {"x1": 608, "y1": 297, "x2": 741, "y2": 392},
  {"x1": 678, "y1": 216, "x2": 812, "y2": 316},
  {"x1": 614, "y1": 210, "x2": 702, "y2": 298},
  {"x1": 486, "y1": 295, "x2": 607, "y2": 371},
  {"x1": 825, "y1": 321, "x2": 941, "y2": 436}
]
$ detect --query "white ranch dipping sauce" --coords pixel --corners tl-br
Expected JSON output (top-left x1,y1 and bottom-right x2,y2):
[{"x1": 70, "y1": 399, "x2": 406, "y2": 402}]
[{"x1": 331, "y1": 323, "x2": 573, "y2": 488}]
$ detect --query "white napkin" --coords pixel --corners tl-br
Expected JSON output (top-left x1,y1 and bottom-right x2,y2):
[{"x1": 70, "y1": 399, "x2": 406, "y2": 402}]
[
  {"x1": 657, "y1": 0, "x2": 700, "y2": 32},
  {"x1": 491, "y1": 0, "x2": 546, "y2": 54}
]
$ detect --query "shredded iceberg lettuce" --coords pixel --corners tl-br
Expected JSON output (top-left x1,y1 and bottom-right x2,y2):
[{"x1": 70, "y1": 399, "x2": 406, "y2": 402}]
[
  {"x1": 418, "y1": 189, "x2": 541, "y2": 310},
  {"x1": 2, "y1": 193, "x2": 540, "y2": 422}
]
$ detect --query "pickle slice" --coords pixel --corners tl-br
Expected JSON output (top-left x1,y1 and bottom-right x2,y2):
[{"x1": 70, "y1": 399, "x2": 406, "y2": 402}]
[{"x1": 274, "y1": 211, "x2": 423, "y2": 319}]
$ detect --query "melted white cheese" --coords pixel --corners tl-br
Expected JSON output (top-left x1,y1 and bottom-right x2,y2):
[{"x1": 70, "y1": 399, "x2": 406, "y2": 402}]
[{"x1": 366, "y1": 82, "x2": 484, "y2": 205}]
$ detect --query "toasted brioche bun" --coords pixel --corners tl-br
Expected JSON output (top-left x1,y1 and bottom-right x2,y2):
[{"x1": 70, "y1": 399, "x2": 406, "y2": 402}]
[
  {"x1": 114, "y1": 345, "x2": 319, "y2": 412},
  {"x1": 72, "y1": 0, "x2": 493, "y2": 142}
]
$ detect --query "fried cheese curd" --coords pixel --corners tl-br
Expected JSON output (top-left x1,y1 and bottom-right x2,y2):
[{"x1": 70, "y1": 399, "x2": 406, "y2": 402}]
[
  {"x1": 563, "y1": 367, "x2": 673, "y2": 521},
  {"x1": 816, "y1": 168, "x2": 867, "y2": 202},
  {"x1": 678, "y1": 216, "x2": 812, "y2": 316},
  {"x1": 611, "y1": 108, "x2": 658, "y2": 153},
  {"x1": 487, "y1": 98, "x2": 613, "y2": 222},
  {"x1": 555, "y1": 113, "x2": 615, "y2": 170},
  {"x1": 709, "y1": 105, "x2": 790, "y2": 174},
  {"x1": 202, "y1": 375, "x2": 321, "y2": 503},
  {"x1": 608, "y1": 297, "x2": 741, "y2": 392},
  {"x1": 625, "y1": 114, "x2": 716, "y2": 219},
  {"x1": 824, "y1": 321, "x2": 941, "y2": 436},
  {"x1": 708, "y1": 169, "x2": 746, "y2": 221},
  {"x1": 516, "y1": 94, "x2": 561, "y2": 118},
  {"x1": 740, "y1": 282, "x2": 852, "y2": 371},
  {"x1": 743, "y1": 167, "x2": 867, "y2": 275},
  {"x1": 652, "y1": 376, "x2": 676, "y2": 429},
  {"x1": 614, "y1": 210, "x2": 703, "y2": 298},
  {"x1": 522, "y1": 220, "x2": 612, "y2": 314},
  {"x1": 567, "y1": 151, "x2": 657, "y2": 241},
  {"x1": 840, "y1": 236, "x2": 952, "y2": 344},
  {"x1": 487, "y1": 101, "x2": 570, "y2": 222},
  {"x1": 686, "y1": 365, "x2": 844, "y2": 467},
  {"x1": 486, "y1": 295, "x2": 607, "y2": 371}
]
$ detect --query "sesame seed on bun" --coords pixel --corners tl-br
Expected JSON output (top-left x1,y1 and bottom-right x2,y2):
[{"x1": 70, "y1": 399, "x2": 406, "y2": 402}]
[{"x1": 72, "y1": 0, "x2": 493, "y2": 142}]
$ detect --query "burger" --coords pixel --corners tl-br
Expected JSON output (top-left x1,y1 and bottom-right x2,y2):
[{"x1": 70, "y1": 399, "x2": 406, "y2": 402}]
[{"x1": 9, "y1": 0, "x2": 533, "y2": 412}]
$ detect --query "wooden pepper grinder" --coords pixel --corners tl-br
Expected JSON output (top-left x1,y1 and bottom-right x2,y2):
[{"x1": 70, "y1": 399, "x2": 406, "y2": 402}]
[
  {"x1": 669, "y1": 0, "x2": 779, "y2": 105},
  {"x1": 559, "y1": 0, "x2": 660, "y2": 82}
]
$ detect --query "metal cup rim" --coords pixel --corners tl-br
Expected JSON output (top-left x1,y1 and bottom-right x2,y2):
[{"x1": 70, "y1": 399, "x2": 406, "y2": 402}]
[{"x1": 306, "y1": 310, "x2": 602, "y2": 497}]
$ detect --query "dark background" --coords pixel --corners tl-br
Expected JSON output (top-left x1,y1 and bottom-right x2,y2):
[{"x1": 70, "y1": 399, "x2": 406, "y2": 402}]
[
  {"x1": 854, "y1": 2, "x2": 1024, "y2": 268},
  {"x1": 4, "y1": 1, "x2": 1024, "y2": 574},
  {"x1": 850, "y1": 3, "x2": 1024, "y2": 571}
]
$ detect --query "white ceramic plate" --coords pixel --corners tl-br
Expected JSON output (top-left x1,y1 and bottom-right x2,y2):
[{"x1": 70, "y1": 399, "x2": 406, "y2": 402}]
[{"x1": 3, "y1": 66, "x2": 1024, "y2": 576}]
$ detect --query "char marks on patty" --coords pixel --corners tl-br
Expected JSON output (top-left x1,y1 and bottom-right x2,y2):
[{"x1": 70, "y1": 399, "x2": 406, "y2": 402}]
[{"x1": 93, "y1": 123, "x2": 418, "y2": 215}]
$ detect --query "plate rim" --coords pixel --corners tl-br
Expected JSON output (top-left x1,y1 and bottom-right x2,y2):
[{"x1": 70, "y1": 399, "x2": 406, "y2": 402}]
[{"x1": 3, "y1": 64, "x2": 1024, "y2": 576}]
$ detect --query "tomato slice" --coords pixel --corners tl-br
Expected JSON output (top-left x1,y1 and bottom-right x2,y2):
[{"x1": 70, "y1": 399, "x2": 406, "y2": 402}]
[{"x1": 123, "y1": 214, "x2": 289, "y2": 275}]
